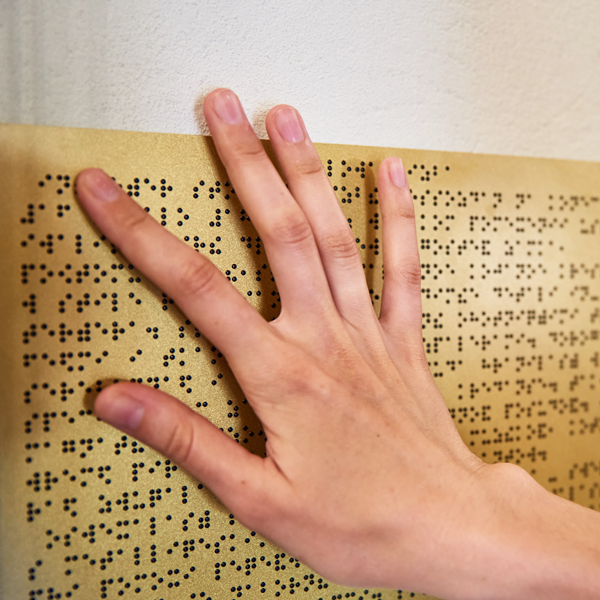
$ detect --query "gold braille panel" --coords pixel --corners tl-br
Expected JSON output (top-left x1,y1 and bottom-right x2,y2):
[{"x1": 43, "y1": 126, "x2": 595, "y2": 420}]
[{"x1": 1, "y1": 123, "x2": 599, "y2": 600}]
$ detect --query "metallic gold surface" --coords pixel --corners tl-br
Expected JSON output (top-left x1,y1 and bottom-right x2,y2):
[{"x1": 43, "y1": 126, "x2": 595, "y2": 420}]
[{"x1": 1, "y1": 123, "x2": 599, "y2": 600}]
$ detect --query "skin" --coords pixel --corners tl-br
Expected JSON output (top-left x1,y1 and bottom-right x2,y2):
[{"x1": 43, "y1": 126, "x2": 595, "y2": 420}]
[{"x1": 75, "y1": 88, "x2": 600, "y2": 600}]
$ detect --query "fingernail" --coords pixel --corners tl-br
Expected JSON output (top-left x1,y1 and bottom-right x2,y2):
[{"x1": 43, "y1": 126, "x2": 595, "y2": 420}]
[
  {"x1": 98, "y1": 393, "x2": 145, "y2": 430},
  {"x1": 212, "y1": 89, "x2": 244, "y2": 124},
  {"x1": 80, "y1": 169, "x2": 121, "y2": 202},
  {"x1": 274, "y1": 107, "x2": 304, "y2": 143},
  {"x1": 389, "y1": 157, "x2": 407, "y2": 188}
]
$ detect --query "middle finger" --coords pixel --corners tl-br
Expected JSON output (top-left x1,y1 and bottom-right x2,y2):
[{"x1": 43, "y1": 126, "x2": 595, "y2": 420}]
[{"x1": 203, "y1": 88, "x2": 337, "y2": 324}]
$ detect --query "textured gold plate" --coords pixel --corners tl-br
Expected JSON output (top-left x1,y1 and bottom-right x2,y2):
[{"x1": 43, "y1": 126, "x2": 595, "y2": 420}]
[{"x1": 1, "y1": 123, "x2": 599, "y2": 600}]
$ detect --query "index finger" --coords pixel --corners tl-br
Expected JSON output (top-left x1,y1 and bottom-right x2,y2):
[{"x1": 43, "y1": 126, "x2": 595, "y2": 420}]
[{"x1": 75, "y1": 168, "x2": 270, "y2": 362}]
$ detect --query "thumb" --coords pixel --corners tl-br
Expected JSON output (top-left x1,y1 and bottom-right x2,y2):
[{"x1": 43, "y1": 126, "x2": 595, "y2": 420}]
[{"x1": 94, "y1": 381, "x2": 269, "y2": 523}]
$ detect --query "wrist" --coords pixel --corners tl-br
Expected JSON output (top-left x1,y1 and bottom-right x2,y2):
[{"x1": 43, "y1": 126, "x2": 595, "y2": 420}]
[{"x1": 441, "y1": 462, "x2": 600, "y2": 600}]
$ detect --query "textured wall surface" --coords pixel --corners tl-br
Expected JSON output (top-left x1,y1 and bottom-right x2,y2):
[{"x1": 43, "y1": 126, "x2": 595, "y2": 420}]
[{"x1": 1, "y1": 0, "x2": 599, "y2": 159}]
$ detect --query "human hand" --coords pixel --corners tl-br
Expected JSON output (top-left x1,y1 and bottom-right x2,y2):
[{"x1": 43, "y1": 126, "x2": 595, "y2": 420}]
[{"x1": 75, "y1": 89, "x2": 600, "y2": 600}]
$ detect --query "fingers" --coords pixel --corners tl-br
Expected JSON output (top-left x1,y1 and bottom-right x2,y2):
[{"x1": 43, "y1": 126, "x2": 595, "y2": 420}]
[
  {"x1": 265, "y1": 105, "x2": 375, "y2": 326},
  {"x1": 203, "y1": 89, "x2": 337, "y2": 322},
  {"x1": 94, "y1": 382, "x2": 273, "y2": 524},
  {"x1": 377, "y1": 158, "x2": 426, "y2": 360},
  {"x1": 75, "y1": 168, "x2": 269, "y2": 363}
]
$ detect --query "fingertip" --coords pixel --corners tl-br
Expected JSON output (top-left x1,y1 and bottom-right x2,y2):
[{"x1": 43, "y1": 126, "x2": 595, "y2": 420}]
[
  {"x1": 76, "y1": 168, "x2": 121, "y2": 203},
  {"x1": 203, "y1": 88, "x2": 246, "y2": 125},
  {"x1": 204, "y1": 87, "x2": 234, "y2": 104},
  {"x1": 94, "y1": 383, "x2": 146, "y2": 431},
  {"x1": 266, "y1": 104, "x2": 294, "y2": 121},
  {"x1": 381, "y1": 157, "x2": 407, "y2": 188}
]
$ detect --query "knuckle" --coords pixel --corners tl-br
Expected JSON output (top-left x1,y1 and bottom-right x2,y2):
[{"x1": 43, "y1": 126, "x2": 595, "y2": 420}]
[
  {"x1": 395, "y1": 259, "x2": 422, "y2": 290},
  {"x1": 121, "y1": 206, "x2": 150, "y2": 235},
  {"x1": 386, "y1": 192, "x2": 416, "y2": 223},
  {"x1": 226, "y1": 137, "x2": 269, "y2": 165},
  {"x1": 293, "y1": 155, "x2": 325, "y2": 179},
  {"x1": 163, "y1": 420, "x2": 196, "y2": 468},
  {"x1": 320, "y1": 230, "x2": 359, "y2": 263},
  {"x1": 176, "y1": 256, "x2": 220, "y2": 299},
  {"x1": 271, "y1": 211, "x2": 314, "y2": 248}
]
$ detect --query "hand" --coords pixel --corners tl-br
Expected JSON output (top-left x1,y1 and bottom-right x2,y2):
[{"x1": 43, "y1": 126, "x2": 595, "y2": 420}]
[{"x1": 75, "y1": 89, "x2": 600, "y2": 600}]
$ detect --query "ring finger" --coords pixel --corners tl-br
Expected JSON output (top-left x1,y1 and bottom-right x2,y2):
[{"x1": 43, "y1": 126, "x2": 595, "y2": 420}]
[{"x1": 265, "y1": 106, "x2": 375, "y2": 328}]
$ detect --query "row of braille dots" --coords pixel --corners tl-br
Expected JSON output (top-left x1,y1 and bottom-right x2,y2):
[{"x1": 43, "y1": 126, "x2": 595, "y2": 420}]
[
  {"x1": 99, "y1": 492, "x2": 145, "y2": 516},
  {"x1": 449, "y1": 404, "x2": 493, "y2": 422},
  {"x1": 268, "y1": 572, "x2": 329, "y2": 595},
  {"x1": 22, "y1": 346, "x2": 99, "y2": 370},
  {"x1": 514, "y1": 193, "x2": 528, "y2": 209},
  {"x1": 332, "y1": 184, "x2": 370, "y2": 205},
  {"x1": 184, "y1": 234, "x2": 210, "y2": 250},
  {"x1": 327, "y1": 159, "x2": 373, "y2": 179},
  {"x1": 407, "y1": 164, "x2": 447, "y2": 182},
  {"x1": 125, "y1": 177, "x2": 172, "y2": 198},
  {"x1": 24, "y1": 349, "x2": 106, "y2": 369},
  {"x1": 113, "y1": 435, "x2": 144, "y2": 455},
  {"x1": 193, "y1": 180, "x2": 233, "y2": 200},
  {"x1": 421, "y1": 262, "x2": 456, "y2": 281},
  {"x1": 24, "y1": 406, "x2": 80, "y2": 433},
  {"x1": 335, "y1": 185, "x2": 379, "y2": 207},
  {"x1": 214, "y1": 548, "x2": 299, "y2": 574},
  {"x1": 99, "y1": 490, "x2": 149, "y2": 515},
  {"x1": 30, "y1": 233, "x2": 63, "y2": 254},
  {"x1": 98, "y1": 571, "x2": 196, "y2": 598},
  {"x1": 57, "y1": 292, "x2": 121, "y2": 314},
  {"x1": 21, "y1": 262, "x2": 97, "y2": 286},
  {"x1": 28, "y1": 583, "x2": 80, "y2": 598},
  {"x1": 38, "y1": 173, "x2": 71, "y2": 192},
  {"x1": 221, "y1": 421, "x2": 258, "y2": 446},
  {"x1": 61, "y1": 438, "x2": 102, "y2": 457},
  {"x1": 123, "y1": 569, "x2": 199, "y2": 595},
  {"x1": 25, "y1": 410, "x2": 67, "y2": 432},
  {"x1": 421, "y1": 287, "x2": 466, "y2": 304},
  {"x1": 161, "y1": 506, "x2": 211, "y2": 534},
  {"x1": 129, "y1": 375, "x2": 173, "y2": 392},
  {"x1": 162, "y1": 345, "x2": 198, "y2": 368},
  {"x1": 166, "y1": 207, "x2": 232, "y2": 229},
  {"x1": 187, "y1": 581, "x2": 399, "y2": 600},
  {"x1": 419, "y1": 213, "x2": 456, "y2": 233},
  {"x1": 419, "y1": 239, "x2": 466, "y2": 256},
  {"x1": 489, "y1": 446, "x2": 541, "y2": 466},
  {"x1": 26, "y1": 471, "x2": 59, "y2": 492},
  {"x1": 225, "y1": 264, "x2": 267, "y2": 297},
  {"x1": 416, "y1": 189, "x2": 479, "y2": 209},
  {"x1": 25, "y1": 441, "x2": 51, "y2": 451},
  {"x1": 23, "y1": 410, "x2": 95, "y2": 453},
  {"x1": 550, "y1": 194, "x2": 600, "y2": 211},
  {"x1": 88, "y1": 320, "x2": 132, "y2": 340},
  {"x1": 23, "y1": 382, "x2": 76, "y2": 403},
  {"x1": 48, "y1": 524, "x2": 132, "y2": 556}
]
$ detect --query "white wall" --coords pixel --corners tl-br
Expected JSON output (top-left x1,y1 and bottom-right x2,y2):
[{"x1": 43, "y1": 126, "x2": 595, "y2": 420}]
[{"x1": 2, "y1": 0, "x2": 599, "y2": 161}]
